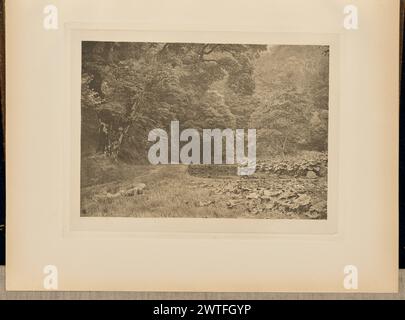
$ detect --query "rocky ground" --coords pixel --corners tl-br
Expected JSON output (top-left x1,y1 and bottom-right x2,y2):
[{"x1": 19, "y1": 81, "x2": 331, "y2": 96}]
[
  {"x1": 190, "y1": 174, "x2": 327, "y2": 219},
  {"x1": 81, "y1": 152, "x2": 328, "y2": 219}
]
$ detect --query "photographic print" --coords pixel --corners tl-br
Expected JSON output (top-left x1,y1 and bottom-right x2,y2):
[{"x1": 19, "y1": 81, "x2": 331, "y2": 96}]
[
  {"x1": 5, "y1": 0, "x2": 399, "y2": 293},
  {"x1": 80, "y1": 42, "x2": 329, "y2": 220}
]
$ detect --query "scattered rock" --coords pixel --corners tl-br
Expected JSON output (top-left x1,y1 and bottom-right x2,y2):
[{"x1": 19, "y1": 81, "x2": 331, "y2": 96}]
[
  {"x1": 309, "y1": 201, "x2": 327, "y2": 214},
  {"x1": 289, "y1": 194, "x2": 312, "y2": 211},
  {"x1": 304, "y1": 211, "x2": 321, "y2": 219},
  {"x1": 122, "y1": 189, "x2": 136, "y2": 197},
  {"x1": 318, "y1": 166, "x2": 328, "y2": 177},
  {"x1": 263, "y1": 202, "x2": 276, "y2": 210},
  {"x1": 279, "y1": 190, "x2": 297, "y2": 200},
  {"x1": 198, "y1": 200, "x2": 215, "y2": 207},
  {"x1": 122, "y1": 183, "x2": 147, "y2": 196},
  {"x1": 106, "y1": 192, "x2": 122, "y2": 199},
  {"x1": 263, "y1": 190, "x2": 282, "y2": 198},
  {"x1": 135, "y1": 183, "x2": 147, "y2": 194},
  {"x1": 256, "y1": 152, "x2": 327, "y2": 178},
  {"x1": 93, "y1": 183, "x2": 147, "y2": 200},
  {"x1": 226, "y1": 200, "x2": 239, "y2": 208},
  {"x1": 306, "y1": 171, "x2": 318, "y2": 179},
  {"x1": 246, "y1": 192, "x2": 259, "y2": 200}
]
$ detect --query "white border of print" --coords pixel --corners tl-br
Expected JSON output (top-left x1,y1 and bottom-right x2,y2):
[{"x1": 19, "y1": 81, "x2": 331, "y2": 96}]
[{"x1": 63, "y1": 25, "x2": 341, "y2": 238}]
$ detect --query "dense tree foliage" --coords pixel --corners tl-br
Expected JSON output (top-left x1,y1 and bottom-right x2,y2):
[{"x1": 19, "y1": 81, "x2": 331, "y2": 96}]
[
  {"x1": 81, "y1": 42, "x2": 329, "y2": 162},
  {"x1": 82, "y1": 42, "x2": 266, "y2": 162},
  {"x1": 251, "y1": 45, "x2": 329, "y2": 157}
]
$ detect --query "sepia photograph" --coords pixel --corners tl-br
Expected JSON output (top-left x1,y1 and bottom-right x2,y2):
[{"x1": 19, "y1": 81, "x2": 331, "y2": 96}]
[
  {"x1": 81, "y1": 41, "x2": 329, "y2": 220},
  {"x1": 80, "y1": 42, "x2": 329, "y2": 220},
  {"x1": 4, "y1": 0, "x2": 399, "y2": 295}
]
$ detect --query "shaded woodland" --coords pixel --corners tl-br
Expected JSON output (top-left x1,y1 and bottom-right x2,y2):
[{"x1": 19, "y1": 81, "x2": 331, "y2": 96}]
[
  {"x1": 81, "y1": 42, "x2": 329, "y2": 220},
  {"x1": 81, "y1": 43, "x2": 329, "y2": 162}
]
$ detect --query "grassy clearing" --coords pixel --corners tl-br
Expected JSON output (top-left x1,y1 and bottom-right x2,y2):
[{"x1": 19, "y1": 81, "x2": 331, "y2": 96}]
[
  {"x1": 81, "y1": 164, "x2": 245, "y2": 218},
  {"x1": 81, "y1": 155, "x2": 327, "y2": 219}
]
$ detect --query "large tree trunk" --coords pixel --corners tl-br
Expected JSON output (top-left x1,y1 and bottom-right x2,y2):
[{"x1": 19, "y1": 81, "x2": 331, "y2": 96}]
[{"x1": 111, "y1": 125, "x2": 131, "y2": 161}]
